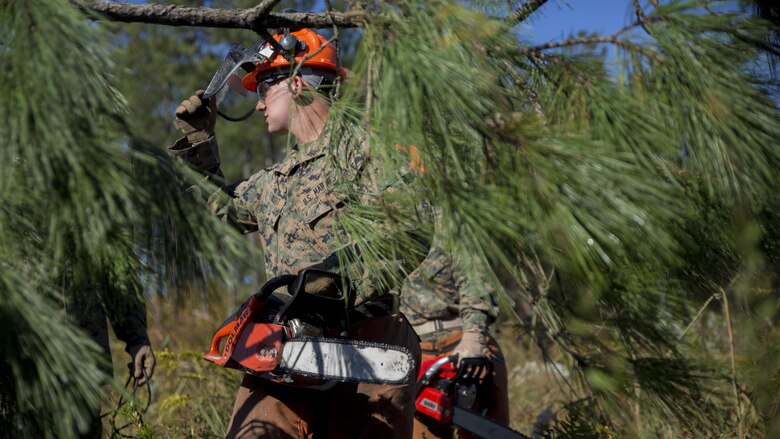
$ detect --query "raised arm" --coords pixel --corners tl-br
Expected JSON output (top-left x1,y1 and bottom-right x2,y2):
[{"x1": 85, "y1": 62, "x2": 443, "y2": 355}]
[{"x1": 168, "y1": 90, "x2": 259, "y2": 233}]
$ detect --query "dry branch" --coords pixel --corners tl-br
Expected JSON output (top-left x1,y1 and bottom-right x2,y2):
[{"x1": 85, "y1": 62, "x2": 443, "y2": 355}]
[
  {"x1": 73, "y1": 0, "x2": 366, "y2": 31},
  {"x1": 523, "y1": 34, "x2": 664, "y2": 63},
  {"x1": 507, "y1": 0, "x2": 548, "y2": 25}
]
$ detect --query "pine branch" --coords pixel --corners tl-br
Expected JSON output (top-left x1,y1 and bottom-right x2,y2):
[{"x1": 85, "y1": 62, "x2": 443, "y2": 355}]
[
  {"x1": 633, "y1": 0, "x2": 647, "y2": 22},
  {"x1": 499, "y1": 60, "x2": 546, "y2": 119},
  {"x1": 525, "y1": 51, "x2": 591, "y2": 86},
  {"x1": 325, "y1": 0, "x2": 342, "y2": 98},
  {"x1": 524, "y1": 34, "x2": 664, "y2": 63},
  {"x1": 72, "y1": 0, "x2": 366, "y2": 31},
  {"x1": 507, "y1": 0, "x2": 548, "y2": 25}
]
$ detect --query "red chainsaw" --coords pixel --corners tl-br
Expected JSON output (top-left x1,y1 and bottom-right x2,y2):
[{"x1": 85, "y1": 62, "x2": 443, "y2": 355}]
[
  {"x1": 203, "y1": 269, "x2": 414, "y2": 386},
  {"x1": 416, "y1": 355, "x2": 530, "y2": 439}
]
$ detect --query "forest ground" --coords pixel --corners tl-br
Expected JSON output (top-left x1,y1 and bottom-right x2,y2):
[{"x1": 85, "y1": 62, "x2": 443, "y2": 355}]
[{"x1": 106, "y1": 291, "x2": 567, "y2": 438}]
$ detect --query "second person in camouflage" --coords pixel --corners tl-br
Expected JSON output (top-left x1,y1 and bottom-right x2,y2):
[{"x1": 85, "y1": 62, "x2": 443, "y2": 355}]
[{"x1": 401, "y1": 244, "x2": 510, "y2": 439}]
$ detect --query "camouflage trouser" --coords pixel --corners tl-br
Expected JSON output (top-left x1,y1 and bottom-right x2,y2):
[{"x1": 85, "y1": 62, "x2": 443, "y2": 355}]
[
  {"x1": 65, "y1": 295, "x2": 111, "y2": 439},
  {"x1": 412, "y1": 326, "x2": 509, "y2": 439},
  {"x1": 225, "y1": 314, "x2": 422, "y2": 439},
  {"x1": 65, "y1": 288, "x2": 149, "y2": 439}
]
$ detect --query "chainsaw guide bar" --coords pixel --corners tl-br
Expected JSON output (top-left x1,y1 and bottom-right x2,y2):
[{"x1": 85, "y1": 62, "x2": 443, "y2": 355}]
[{"x1": 277, "y1": 337, "x2": 415, "y2": 385}]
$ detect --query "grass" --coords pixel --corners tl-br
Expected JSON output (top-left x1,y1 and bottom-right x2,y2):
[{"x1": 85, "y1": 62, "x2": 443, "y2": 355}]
[{"x1": 104, "y1": 291, "x2": 574, "y2": 438}]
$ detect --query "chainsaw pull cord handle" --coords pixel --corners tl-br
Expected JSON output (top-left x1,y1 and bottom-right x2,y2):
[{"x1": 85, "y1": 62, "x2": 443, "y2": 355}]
[
  {"x1": 205, "y1": 274, "x2": 298, "y2": 361},
  {"x1": 418, "y1": 355, "x2": 458, "y2": 386}
]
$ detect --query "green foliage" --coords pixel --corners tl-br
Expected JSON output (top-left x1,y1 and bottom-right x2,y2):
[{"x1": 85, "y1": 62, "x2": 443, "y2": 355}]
[
  {"x1": 116, "y1": 349, "x2": 239, "y2": 438},
  {"x1": 103, "y1": 293, "x2": 242, "y2": 439},
  {"x1": 3, "y1": 0, "x2": 779, "y2": 437},
  {"x1": 0, "y1": 0, "x2": 252, "y2": 436},
  {"x1": 0, "y1": 267, "x2": 105, "y2": 438},
  {"x1": 546, "y1": 398, "x2": 616, "y2": 439},
  {"x1": 322, "y1": 0, "x2": 780, "y2": 436}
]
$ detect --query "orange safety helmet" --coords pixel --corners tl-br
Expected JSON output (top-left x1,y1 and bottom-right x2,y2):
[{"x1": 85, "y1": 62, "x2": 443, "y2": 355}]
[{"x1": 241, "y1": 28, "x2": 344, "y2": 93}]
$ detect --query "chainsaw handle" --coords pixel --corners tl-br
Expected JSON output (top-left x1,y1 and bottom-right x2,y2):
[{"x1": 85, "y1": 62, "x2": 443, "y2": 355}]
[
  {"x1": 418, "y1": 355, "x2": 458, "y2": 386},
  {"x1": 204, "y1": 320, "x2": 234, "y2": 362},
  {"x1": 257, "y1": 274, "x2": 298, "y2": 301}
]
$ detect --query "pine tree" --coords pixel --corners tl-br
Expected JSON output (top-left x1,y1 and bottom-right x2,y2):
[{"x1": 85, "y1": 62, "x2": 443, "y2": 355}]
[
  {"x1": 4, "y1": 0, "x2": 779, "y2": 437},
  {"x1": 0, "y1": 0, "x2": 252, "y2": 436}
]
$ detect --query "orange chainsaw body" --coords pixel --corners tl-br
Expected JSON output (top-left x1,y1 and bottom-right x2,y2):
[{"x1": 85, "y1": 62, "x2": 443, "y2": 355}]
[
  {"x1": 203, "y1": 270, "x2": 353, "y2": 381},
  {"x1": 203, "y1": 269, "x2": 364, "y2": 391},
  {"x1": 203, "y1": 292, "x2": 287, "y2": 373},
  {"x1": 203, "y1": 274, "x2": 299, "y2": 374}
]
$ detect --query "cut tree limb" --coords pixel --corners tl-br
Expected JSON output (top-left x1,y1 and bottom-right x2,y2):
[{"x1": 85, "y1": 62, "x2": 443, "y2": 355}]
[{"x1": 72, "y1": 0, "x2": 366, "y2": 31}]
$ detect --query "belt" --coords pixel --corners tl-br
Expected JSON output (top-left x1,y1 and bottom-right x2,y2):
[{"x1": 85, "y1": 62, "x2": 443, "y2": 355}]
[{"x1": 412, "y1": 317, "x2": 463, "y2": 336}]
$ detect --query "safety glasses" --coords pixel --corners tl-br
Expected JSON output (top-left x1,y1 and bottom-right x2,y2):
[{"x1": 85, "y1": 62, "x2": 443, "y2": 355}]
[{"x1": 255, "y1": 74, "x2": 289, "y2": 104}]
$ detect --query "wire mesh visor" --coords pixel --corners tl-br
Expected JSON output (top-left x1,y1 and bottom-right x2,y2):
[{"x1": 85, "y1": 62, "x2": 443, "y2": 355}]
[{"x1": 202, "y1": 42, "x2": 275, "y2": 122}]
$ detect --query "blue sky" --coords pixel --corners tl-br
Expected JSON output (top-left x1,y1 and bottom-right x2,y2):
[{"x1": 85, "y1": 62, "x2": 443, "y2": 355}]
[{"x1": 520, "y1": 0, "x2": 640, "y2": 44}]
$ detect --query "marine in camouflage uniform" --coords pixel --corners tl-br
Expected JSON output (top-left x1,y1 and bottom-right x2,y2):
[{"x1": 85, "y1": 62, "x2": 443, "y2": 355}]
[
  {"x1": 170, "y1": 29, "x2": 422, "y2": 438},
  {"x1": 172, "y1": 116, "x2": 422, "y2": 439},
  {"x1": 63, "y1": 282, "x2": 154, "y2": 438},
  {"x1": 65, "y1": 289, "x2": 151, "y2": 373},
  {"x1": 401, "y1": 245, "x2": 509, "y2": 439}
]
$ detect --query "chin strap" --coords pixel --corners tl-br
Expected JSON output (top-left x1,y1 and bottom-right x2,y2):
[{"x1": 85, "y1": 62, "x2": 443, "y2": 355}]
[{"x1": 217, "y1": 106, "x2": 256, "y2": 122}]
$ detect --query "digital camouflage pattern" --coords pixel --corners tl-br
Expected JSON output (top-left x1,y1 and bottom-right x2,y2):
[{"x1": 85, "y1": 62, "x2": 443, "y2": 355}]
[
  {"x1": 171, "y1": 130, "x2": 412, "y2": 305},
  {"x1": 402, "y1": 247, "x2": 508, "y2": 439},
  {"x1": 229, "y1": 139, "x2": 355, "y2": 279},
  {"x1": 170, "y1": 127, "x2": 424, "y2": 439},
  {"x1": 400, "y1": 245, "x2": 498, "y2": 333}
]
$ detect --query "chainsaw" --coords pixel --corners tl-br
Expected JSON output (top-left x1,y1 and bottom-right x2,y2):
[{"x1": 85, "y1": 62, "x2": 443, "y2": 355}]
[
  {"x1": 416, "y1": 355, "x2": 530, "y2": 439},
  {"x1": 204, "y1": 269, "x2": 414, "y2": 387}
]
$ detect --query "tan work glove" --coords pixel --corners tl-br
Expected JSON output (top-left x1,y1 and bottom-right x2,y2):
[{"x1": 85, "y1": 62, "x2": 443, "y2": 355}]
[
  {"x1": 452, "y1": 329, "x2": 489, "y2": 362},
  {"x1": 303, "y1": 275, "x2": 340, "y2": 297},
  {"x1": 127, "y1": 344, "x2": 156, "y2": 385},
  {"x1": 174, "y1": 90, "x2": 216, "y2": 144}
]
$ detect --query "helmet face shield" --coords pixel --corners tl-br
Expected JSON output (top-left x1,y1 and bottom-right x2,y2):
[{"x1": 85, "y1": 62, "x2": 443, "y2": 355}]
[
  {"x1": 202, "y1": 29, "x2": 342, "y2": 123},
  {"x1": 202, "y1": 42, "x2": 276, "y2": 122}
]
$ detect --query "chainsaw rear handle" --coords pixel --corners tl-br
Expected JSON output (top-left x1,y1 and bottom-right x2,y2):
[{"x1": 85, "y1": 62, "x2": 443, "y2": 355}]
[
  {"x1": 204, "y1": 274, "x2": 297, "y2": 362},
  {"x1": 274, "y1": 268, "x2": 354, "y2": 335},
  {"x1": 418, "y1": 355, "x2": 458, "y2": 386}
]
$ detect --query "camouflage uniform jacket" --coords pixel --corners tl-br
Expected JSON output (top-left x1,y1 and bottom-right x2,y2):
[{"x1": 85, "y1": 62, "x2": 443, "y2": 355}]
[
  {"x1": 63, "y1": 283, "x2": 150, "y2": 369},
  {"x1": 171, "y1": 132, "x2": 406, "y2": 304},
  {"x1": 400, "y1": 244, "x2": 498, "y2": 333}
]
